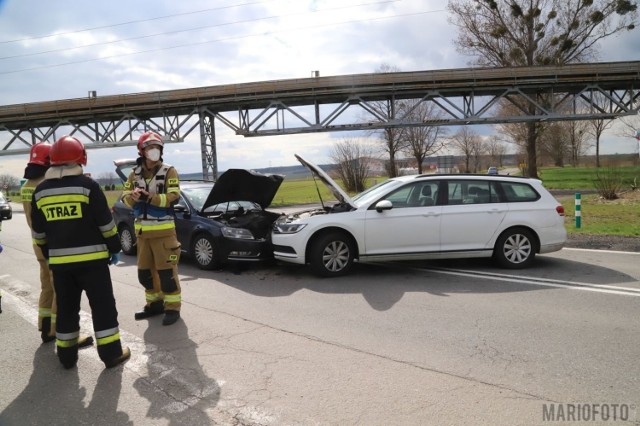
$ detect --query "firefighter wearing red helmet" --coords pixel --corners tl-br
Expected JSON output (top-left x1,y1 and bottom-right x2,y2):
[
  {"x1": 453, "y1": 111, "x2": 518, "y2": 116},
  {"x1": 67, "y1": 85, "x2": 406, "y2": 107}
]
[
  {"x1": 30, "y1": 135, "x2": 130, "y2": 369},
  {"x1": 122, "y1": 131, "x2": 182, "y2": 326},
  {"x1": 21, "y1": 142, "x2": 94, "y2": 346}
]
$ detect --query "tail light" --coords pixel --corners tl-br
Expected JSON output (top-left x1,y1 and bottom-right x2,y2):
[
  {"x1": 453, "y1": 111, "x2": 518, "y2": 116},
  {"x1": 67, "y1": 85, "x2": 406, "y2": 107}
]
[{"x1": 556, "y1": 205, "x2": 565, "y2": 216}]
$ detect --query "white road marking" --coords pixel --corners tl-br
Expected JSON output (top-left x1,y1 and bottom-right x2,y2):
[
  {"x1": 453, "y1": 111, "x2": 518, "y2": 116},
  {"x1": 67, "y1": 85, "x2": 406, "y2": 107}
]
[
  {"x1": 563, "y1": 247, "x2": 640, "y2": 255},
  {"x1": 414, "y1": 266, "x2": 640, "y2": 297}
]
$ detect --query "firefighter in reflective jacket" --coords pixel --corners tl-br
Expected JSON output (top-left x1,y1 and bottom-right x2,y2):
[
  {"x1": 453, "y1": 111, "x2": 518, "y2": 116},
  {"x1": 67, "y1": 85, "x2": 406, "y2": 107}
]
[
  {"x1": 122, "y1": 131, "x2": 182, "y2": 326},
  {"x1": 31, "y1": 135, "x2": 130, "y2": 369},
  {"x1": 21, "y1": 142, "x2": 93, "y2": 346}
]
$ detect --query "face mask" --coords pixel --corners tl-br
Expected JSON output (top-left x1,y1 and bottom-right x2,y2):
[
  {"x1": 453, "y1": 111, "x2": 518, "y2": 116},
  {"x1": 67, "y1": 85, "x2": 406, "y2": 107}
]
[{"x1": 145, "y1": 148, "x2": 161, "y2": 162}]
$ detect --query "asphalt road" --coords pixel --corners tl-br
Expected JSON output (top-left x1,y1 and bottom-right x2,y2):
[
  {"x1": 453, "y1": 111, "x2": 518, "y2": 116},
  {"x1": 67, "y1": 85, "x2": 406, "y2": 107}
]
[{"x1": 1, "y1": 208, "x2": 639, "y2": 425}]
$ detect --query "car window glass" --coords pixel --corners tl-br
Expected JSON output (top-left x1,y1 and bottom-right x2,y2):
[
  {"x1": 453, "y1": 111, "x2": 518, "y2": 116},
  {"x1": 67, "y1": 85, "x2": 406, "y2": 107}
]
[
  {"x1": 384, "y1": 184, "x2": 415, "y2": 208},
  {"x1": 352, "y1": 180, "x2": 396, "y2": 207},
  {"x1": 381, "y1": 181, "x2": 440, "y2": 209},
  {"x1": 499, "y1": 182, "x2": 540, "y2": 202},
  {"x1": 182, "y1": 185, "x2": 213, "y2": 211},
  {"x1": 446, "y1": 180, "x2": 493, "y2": 205}
]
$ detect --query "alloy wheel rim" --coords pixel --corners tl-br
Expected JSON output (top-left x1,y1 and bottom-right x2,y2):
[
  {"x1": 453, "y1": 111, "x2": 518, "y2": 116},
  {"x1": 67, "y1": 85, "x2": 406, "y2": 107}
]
[
  {"x1": 322, "y1": 241, "x2": 349, "y2": 272},
  {"x1": 195, "y1": 239, "x2": 213, "y2": 265},
  {"x1": 503, "y1": 234, "x2": 531, "y2": 264}
]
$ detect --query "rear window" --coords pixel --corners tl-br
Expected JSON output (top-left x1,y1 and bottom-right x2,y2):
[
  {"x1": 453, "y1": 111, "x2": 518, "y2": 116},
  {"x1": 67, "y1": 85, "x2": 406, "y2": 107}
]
[{"x1": 499, "y1": 181, "x2": 540, "y2": 202}]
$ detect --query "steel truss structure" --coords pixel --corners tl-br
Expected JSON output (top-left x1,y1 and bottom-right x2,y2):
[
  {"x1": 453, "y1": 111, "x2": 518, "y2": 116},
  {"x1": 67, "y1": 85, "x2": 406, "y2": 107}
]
[{"x1": 1, "y1": 61, "x2": 639, "y2": 179}]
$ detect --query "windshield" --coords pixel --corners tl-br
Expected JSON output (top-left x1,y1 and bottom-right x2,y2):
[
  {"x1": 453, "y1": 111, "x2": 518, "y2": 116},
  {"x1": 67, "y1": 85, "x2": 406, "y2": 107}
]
[
  {"x1": 182, "y1": 185, "x2": 214, "y2": 211},
  {"x1": 351, "y1": 179, "x2": 398, "y2": 207}
]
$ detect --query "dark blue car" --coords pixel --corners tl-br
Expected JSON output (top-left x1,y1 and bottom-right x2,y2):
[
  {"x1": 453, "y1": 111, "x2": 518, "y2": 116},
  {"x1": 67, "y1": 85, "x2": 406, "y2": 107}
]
[{"x1": 112, "y1": 160, "x2": 284, "y2": 270}]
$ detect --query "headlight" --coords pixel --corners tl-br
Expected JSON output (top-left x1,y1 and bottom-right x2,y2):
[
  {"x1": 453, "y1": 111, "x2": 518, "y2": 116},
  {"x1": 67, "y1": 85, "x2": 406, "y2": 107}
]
[
  {"x1": 221, "y1": 227, "x2": 254, "y2": 240},
  {"x1": 274, "y1": 223, "x2": 307, "y2": 234}
]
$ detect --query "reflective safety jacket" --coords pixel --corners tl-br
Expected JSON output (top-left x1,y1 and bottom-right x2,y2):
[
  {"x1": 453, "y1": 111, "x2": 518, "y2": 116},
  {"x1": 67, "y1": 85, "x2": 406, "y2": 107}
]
[
  {"x1": 31, "y1": 165, "x2": 121, "y2": 270},
  {"x1": 122, "y1": 161, "x2": 180, "y2": 234},
  {"x1": 21, "y1": 175, "x2": 45, "y2": 230}
]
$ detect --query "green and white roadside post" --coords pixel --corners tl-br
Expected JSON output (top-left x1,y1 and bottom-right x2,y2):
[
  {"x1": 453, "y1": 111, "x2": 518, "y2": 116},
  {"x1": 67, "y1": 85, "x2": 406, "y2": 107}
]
[{"x1": 575, "y1": 193, "x2": 581, "y2": 229}]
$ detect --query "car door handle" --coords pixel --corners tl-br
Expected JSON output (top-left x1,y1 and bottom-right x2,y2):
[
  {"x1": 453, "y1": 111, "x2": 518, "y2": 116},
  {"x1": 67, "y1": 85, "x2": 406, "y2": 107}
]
[{"x1": 422, "y1": 212, "x2": 439, "y2": 217}]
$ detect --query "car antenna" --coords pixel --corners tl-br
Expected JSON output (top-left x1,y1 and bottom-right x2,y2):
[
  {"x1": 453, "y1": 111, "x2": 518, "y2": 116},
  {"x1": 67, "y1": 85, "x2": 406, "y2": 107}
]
[{"x1": 310, "y1": 173, "x2": 325, "y2": 209}]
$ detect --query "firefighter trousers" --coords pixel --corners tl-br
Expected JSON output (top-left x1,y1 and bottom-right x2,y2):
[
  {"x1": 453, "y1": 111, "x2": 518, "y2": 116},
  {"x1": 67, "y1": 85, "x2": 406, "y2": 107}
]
[
  {"x1": 34, "y1": 244, "x2": 56, "y2": 337},
  {"x1": 53, "y1": 264, "x2": 124, "y2": 367},
  {"x1": 136, "y1": 230, "x2": 182, "y2": 312}
]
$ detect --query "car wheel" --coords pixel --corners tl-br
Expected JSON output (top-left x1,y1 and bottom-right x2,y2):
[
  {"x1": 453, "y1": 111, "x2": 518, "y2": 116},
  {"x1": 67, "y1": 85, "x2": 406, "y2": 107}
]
[
  {"x1": 118, "y1": 224, "x2": 136, "y2": 255},
  {"x1": 309, "y1": 231, "x2": 355, "y2": 277},
  {"x1": 191, "y1": 233, "x2": 220, "y2": 270},
  {"x1": 493, "y1": 227, "x2": 536, "y2": 269}
]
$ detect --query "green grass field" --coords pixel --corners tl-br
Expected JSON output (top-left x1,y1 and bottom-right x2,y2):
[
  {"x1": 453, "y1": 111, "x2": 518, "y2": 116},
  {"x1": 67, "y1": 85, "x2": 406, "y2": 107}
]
[{"x1": 106, "y1": 165, "x2": 640, "y2": 238}]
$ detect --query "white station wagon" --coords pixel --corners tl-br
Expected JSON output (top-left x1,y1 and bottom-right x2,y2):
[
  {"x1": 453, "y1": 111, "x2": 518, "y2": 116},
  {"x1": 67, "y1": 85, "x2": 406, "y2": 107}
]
[{"x1": 272, "y1": 155, "x2": 567, "y2": 277}]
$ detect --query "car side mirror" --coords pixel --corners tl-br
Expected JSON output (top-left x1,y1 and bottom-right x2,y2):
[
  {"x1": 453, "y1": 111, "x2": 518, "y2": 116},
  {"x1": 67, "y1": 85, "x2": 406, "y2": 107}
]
[
  {"x1": 174, "y1": 203, "x2": 187, "y2": 213},
  {"x1": 375, "y1": 200, "x2": 393, "y2": 213}
]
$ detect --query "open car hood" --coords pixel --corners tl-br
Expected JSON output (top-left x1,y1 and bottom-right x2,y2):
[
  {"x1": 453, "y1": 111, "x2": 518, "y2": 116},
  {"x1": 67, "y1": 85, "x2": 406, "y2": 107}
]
[
  {"x1": 294, "y1": 154, "x2": 355, "y2": 208},
  {"x1": 203, "y1": 169, "x2": 284, "y2": 210}
]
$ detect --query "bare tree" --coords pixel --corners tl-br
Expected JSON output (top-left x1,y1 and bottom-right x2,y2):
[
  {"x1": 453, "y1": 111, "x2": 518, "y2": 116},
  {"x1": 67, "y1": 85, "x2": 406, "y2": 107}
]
[
  {"x1": 329, "y1": 138, "x2": 374, "y2": 193},
  {"x1": 566, "y1": 120, "x2": 592, "y2": 166},
  {"x1": 97, "y1": 172, "x2": 118, "y2": 188},
  {"x1": 0, "y1": 174, "x2": 19, "y2": 193},
  {"x1": 539, "y1": 122, "x2": 570, "y2": 166},
  {"x1": 363, "y1": 63, "x2": 407, "y2": 178},
  {"x1": 486, "y1": 135, "x2": 509, "y2": 167},
  {"x1": 399, "y1": 100, "x2": 448, "y2": 173},
  {"x1": 494, "y1": 93, "x2": 548, "y2": 170},
  {"x1": 585, "y1": 93, "x2": 617, "y2": 167},
  {"x1": 451, "y1": 127, "x2": 484, "y2": 173},
  {"x1": 448, "y1": 0, "x2": 638, "y2": 178}
]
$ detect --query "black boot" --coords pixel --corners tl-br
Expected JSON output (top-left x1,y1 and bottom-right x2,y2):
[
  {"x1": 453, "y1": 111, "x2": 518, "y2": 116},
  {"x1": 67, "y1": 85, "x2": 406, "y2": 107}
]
[
  {"x1": 162, "y1": 310, "x2": 180, "y2": 326},
  {"x1": 104, "y1": 347, "x2": 131, "y2": 369},
  {"x1": 41, "y1": 317, "x2": 55, "y2": 343},
  {"x1": 134, "y1": 300, "x2": 164, "y2": 320}
]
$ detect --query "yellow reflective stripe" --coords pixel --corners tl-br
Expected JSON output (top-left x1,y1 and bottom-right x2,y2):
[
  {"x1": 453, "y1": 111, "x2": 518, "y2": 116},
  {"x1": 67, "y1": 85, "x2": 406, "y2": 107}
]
[
  {"x1": 36, "y1": 194, "x2": 89, "y2": 209},
  {"x1": 167, "y1": 187, "x2": 180, "y2": 194},
  {"x1": 49, "y1": 251, "x2": 110, "y2": 265},
  {"x1": 39, "y1": 308, "x2": 52, "y2": 317},
  {"x1": 57, "y1": 338, "x2": 79, "y2": 348},
  {"x1": 33, "y1": 238, "x2": 47, "y2": 245},
  {"x1": 101, "y1": 227, "x2": 118, "y2": 238},
  {"x1": 158, "y1": 194, "x2": 167, "y2": 207},
  {"x1": 164, "y1": 294, "x2": 181, "y2": 303},
  {"x1": 21, "y1": 187, "x2": 34, "y2": 202},
  {"x1": 97, "y1": 332, "x2": 120, "y2": 346},
  {"x1": 145, "y1": 292, "x2": 163, "y2": 302},
  {"x1": 134, "y1": 222, "x2": 175, "y2": 232}
]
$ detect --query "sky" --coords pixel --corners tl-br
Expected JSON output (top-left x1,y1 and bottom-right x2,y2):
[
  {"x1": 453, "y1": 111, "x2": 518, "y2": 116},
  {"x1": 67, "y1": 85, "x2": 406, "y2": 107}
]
[{"x1": 0, "y1": 0, "x2": 639, "y2": 179}]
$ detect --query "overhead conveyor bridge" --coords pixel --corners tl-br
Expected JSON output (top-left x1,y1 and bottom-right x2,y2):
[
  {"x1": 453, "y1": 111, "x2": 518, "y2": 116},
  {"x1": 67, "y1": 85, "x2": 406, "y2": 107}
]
[{"x1": 1, "y1": 61, "x2": 639, "y2": 179}]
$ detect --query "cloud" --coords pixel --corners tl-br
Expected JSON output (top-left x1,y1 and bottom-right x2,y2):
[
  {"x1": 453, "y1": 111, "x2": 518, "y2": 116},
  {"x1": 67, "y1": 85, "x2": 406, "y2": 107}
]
[{"x1": 1, "y1": 0, "x2": 639, "y2": 179}]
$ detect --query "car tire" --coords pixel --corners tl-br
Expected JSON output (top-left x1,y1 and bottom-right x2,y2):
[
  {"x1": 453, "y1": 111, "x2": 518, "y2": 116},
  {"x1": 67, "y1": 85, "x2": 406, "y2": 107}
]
[
  {"x1": 309, "y1": 231, "x2": 355, "y2": 277},
  {"x1": 118, "y1": 224, "x2": 136, "y2": 255},
  {"x1": 191, "y1": 233, "x2": 220, "y2": 270},
  {"x1": 493, "y1": 227, "x2": 536, "y2": 269}
]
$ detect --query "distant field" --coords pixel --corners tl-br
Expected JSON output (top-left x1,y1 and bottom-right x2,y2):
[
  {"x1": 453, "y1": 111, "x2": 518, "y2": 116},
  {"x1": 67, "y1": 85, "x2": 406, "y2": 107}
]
[
  {"x1": 538, "y1": 166, "x2": 639, "y2": 190},
  {"x1": 106, "y1": 165, "x2": 640, "y2": 237}
]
